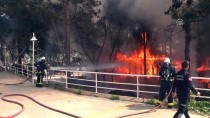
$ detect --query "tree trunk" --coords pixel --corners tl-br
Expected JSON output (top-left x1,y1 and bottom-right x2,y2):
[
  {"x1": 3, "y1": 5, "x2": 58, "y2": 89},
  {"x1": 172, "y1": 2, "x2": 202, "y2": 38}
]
[
  {"x1": 183, "y1": 18, "x2": 191, "y2": 62},
  {"x1": 185, "y1": 31, "x2": 191, "y2": 62},
  {"x1": 63, "y1": 0, "x2": 71, "y2": 65},
  {"x1": 183, "y1": 17, "x2": 191, "y2": 72}
]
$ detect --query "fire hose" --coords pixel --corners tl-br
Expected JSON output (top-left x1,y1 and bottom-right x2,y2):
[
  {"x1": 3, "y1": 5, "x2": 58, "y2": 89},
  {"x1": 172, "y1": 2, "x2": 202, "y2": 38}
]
[
  {"x1": 0, "y1": 77, "x2": 31, "y2": 85},
  {"x1": 0, "y1": 76, "x2": 174, "y2": 118},
  {"x1": 0, "y1": 94, "x2": 24, "y2": 118},
  {"x1": 0, "y1": 78, "x2": 82, "y2": 118},
  {"x1": 116, "y1": 81, "x2": 175, "y2": 118}
]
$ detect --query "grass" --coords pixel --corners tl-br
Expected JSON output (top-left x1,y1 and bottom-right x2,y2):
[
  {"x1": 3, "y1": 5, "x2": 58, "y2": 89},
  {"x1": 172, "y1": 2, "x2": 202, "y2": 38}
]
[
  {"x1": 189, "y1": 99, "x2": 210, "y2": 116},
  {"x1": 110, "y1": 95, "x2": 120, "y2": 100},
  {"x1": 145, "y1": 98, "x2": 210, "y2": 116},
  {"x1": 76, "y1": 89, "x2": 83, "y2": 95}
]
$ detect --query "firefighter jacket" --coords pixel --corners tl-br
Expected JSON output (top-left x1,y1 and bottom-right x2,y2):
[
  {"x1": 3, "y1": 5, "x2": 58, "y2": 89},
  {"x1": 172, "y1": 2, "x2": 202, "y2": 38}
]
[
  {"x1": 159, "y1": 63, "x2": 176, "y2": 82},
  {"x1": 35, "y1": 60, "x2": 47, "y2": 74},
  {"x1": 172, "y1": 69, "x2": 198, "y2": 99}
]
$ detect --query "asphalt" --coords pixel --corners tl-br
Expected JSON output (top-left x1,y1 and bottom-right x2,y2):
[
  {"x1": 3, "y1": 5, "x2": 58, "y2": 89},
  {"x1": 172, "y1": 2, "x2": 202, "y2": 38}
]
[{"x1": 0, "y1": 71, "x2": 208, "y2": 118}]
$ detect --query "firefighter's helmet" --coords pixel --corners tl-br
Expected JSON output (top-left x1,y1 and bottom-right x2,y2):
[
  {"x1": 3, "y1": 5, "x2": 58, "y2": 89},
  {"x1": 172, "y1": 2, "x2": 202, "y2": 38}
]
[
  {"x1": 41, "y1": 57, "x2": 46, "y2": 60},
  {"x1": 164, "y1": 57, "x2": 170, "y2": 63}
]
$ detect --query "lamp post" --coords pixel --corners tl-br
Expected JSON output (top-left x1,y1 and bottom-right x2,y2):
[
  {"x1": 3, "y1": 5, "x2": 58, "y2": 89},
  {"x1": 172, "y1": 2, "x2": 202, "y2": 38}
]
[
  {"x1": 31, "y1": 32, "x2": 37, "y2": 84},
  {"x1": 4, "y1": 45, "x2": 6, "y2": 71}
]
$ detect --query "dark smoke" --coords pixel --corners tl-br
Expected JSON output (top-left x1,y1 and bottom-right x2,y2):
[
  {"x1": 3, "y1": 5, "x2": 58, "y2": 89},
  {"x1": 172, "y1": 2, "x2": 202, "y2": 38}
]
[
  {"x1": 196, "y1": 17, "x2": 210, "y2": 73},
  {"x1": 103, "y1": 0, "x2": 199, "y2": 75},
  {"x1": 104, "y1": 0, "x2": 172, "y2": 26},
  {"x1": 103, "y1": 0, "x2": 173, "y2": 53}
]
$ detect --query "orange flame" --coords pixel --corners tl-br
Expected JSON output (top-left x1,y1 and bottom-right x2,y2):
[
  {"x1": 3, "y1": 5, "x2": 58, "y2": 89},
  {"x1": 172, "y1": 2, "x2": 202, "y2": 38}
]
[
  {"x1": 115, "y1": 32, "x2": 181, "y2": 76},
  {"x1": 196, "y1": 57, "x2": 210, "y2": 72},
  {"x1": 116, "y1": 47, "x2": 165, "y2": 75}
]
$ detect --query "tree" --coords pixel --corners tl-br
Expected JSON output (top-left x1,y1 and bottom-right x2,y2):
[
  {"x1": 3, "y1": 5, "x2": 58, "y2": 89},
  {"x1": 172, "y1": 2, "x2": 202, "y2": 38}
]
[
  {"x1": 71, "y1": 0, "x2": 102, "y2": 67},
  {"x1": 166, "y1": 0, "x2": 210, "y2": 63},
  {"x1": 62, "y1": 0, "x2": 71, "y2": 64},
  {"x1": 0, "y1": 13, "x2": 10, "y2": 61},
  {"x1": 0, "y1": 0, "x2": 60, "y2": 64},
  {"x1": 71, "y1": 0, "x2": 132, "y2": 69}
]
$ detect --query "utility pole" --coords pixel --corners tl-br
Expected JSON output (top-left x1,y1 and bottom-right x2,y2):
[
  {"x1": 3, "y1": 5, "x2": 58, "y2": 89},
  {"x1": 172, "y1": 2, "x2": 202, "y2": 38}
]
[
  {"x1": 169, "y1": 30, "x2": 172, "y2": 61},
  {"x1": 142, "y1": 32, "x2": 147, "y2": 75}
]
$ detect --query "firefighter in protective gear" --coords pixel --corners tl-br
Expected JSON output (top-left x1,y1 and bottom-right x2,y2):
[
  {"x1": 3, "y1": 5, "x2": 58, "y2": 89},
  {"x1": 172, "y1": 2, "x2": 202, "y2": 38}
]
[
  {"x1": 157, "y1": 57, "x2": 176, "y2": 108},
  {"x1": 172, "y1": 61, "x2": 200, "y2": 118},
  {"x1": 35, "y1": 57, "x2": 47, "y2": 87}
]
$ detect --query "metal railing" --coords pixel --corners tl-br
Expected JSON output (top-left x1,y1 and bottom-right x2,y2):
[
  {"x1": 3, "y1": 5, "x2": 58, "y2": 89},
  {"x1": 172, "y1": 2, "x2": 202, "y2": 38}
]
[
  {"x1": 8, "y1": 64, "x2": 210, "y2": 100},
  {"x1": 9, "y1": 64, "x2": 34, "y2": 78}
]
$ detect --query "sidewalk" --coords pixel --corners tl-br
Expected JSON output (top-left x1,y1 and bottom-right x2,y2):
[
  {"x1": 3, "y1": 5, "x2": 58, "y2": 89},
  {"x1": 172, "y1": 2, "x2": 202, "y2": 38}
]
[{"x1": 0, "y1": 71, "x2": 207, "y2": 118}]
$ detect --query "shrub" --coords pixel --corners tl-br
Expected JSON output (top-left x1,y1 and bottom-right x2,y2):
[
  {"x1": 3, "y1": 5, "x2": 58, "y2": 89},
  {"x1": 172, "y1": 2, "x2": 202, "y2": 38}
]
[
  {"x1": 145, "y1": 98, "x2": 210, "y2": 116},
  {"x1": 76, "y1": 89, "x2": 83, "y2": 95},
  {"x1": 110, "y1": 95, "x2": 120, "y2": 100},
  {"x1": 189, "y1": 99, "x2": 210, "y2": 116}
]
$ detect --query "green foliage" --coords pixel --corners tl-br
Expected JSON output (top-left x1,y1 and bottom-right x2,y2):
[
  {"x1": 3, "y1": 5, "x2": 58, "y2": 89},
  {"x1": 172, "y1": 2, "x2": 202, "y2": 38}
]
[
  {"x1": 0, "y1": 14, "x2": 10, "y2": 37},
  {"x1": 145, "y1": 99, "x2": 158, "y2": 105},
  {"x1": 166, "y1": 0, "x2": 210, "y2": 61},
  {"x1": 110, "y1": 95, "x2": 120, "y2": 100},
  {"x1": 76, "y1": 89, "x2": 83, "y2": 95},
  {"x1": 198, "y1": 0, "x2": 210, "y2": 10},
  {"x1": 71, "y1": 0, "x2": 103, "y2": 64},
  {"x1": 189, "y1": 99, "x2": 210, "y2": 116},
  {"x1": 0, "y1": 0, "x2": 61, "y2": 62},
  {"x1": 145, "y1": 98, "x2": 210, "y2": 116},
  {"x1": 145, "y1": 98, "x2": 179, "y2": 107},
  {"x1": 53, "y1": 83, "x2": 63, "y2": 90},
  {"x1": 0, "y1": 13, "x2": 10, "y2": 60},
  {"x1": 168, "y1": 0, "x2": 210, "y2": 19}
]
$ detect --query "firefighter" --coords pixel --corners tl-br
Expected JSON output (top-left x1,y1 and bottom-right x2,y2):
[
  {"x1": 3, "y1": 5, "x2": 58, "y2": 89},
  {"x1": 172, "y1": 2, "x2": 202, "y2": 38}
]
[
  {"x1": 156, "y1": 57, "x2": 176, "y2": 108},
  {"x1": 35, "y1": 56, "x2": 47, "y2": 87},
  {"x1": 172, "y1": 60, "x2": 200, "y2": 118}
]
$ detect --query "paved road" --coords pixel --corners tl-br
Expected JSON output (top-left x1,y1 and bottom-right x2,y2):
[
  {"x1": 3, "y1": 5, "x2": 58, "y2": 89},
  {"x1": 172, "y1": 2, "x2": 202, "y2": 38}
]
[{"x1": 0, "y1": 71, "x2": 207, "y2": 118}]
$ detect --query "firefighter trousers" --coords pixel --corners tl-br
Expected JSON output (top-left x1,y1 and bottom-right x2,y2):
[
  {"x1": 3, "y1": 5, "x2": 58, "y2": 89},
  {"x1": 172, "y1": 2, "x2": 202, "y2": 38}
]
[
  {"x1": 173, "y1": 98, "x2": 190, "y2": 118},
  {"x1": 158, "y1": 81, "x2": 173, "y2": 107},
  {"x1": 36, "y1": 73, "x2": 44, "y2": 87}
]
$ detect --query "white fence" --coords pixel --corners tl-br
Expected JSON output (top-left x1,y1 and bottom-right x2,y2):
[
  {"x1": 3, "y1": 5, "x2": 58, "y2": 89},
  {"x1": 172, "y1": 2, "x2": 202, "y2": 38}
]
[{"x1": 8, "y1": 64, "x2": 210, "y2": 100}]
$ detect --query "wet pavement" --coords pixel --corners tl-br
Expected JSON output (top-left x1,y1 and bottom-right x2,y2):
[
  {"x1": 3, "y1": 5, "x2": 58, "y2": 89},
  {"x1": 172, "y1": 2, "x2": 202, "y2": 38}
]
[{"x1": 0, "y1": 71, "x2": 208, "y2": 118}]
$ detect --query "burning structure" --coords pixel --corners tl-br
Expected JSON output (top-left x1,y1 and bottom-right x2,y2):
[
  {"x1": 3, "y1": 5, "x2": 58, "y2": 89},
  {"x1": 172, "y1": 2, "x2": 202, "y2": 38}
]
[
  {"x1": 116, "y1": 47, "x2": 164, "y2": 75},
  {"x1": 103, "y1": 0, "x2": 183, "y2": 76},
  {"x1": 196, "y1": 57, "x2": 210, "y2": 88},
  {"x1": 115, "y1": 31, "x2": 181, "y2": 75},
  {"x1": 53, "y1": 0, "x2": 210, "y2": 100}
]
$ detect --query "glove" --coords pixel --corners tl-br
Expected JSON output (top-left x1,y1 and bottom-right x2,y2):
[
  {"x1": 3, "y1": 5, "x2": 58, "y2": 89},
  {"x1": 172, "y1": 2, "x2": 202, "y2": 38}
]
[{"x1": 197, "y1": 92, "x2": 201, "y2": 96}]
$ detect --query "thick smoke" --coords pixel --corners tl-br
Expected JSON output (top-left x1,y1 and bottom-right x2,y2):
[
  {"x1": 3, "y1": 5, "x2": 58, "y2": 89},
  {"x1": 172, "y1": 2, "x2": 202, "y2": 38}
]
[
  {"x1": 196, "y1": 17, "x2": 210, "y2": 73},
  {"x1": 103, "y1": 0, "x2": 172, "y2": 26},
  {"x1": 103, "y1": 0, "x2": 174, "y2": 55},
  {"x1": 103, "y1": 0, "x2": 198, "y2": 75},
  {"x1": 103, "y1": 0, "x2": 173, "y2": 52}
]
